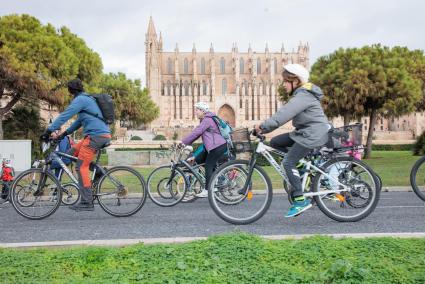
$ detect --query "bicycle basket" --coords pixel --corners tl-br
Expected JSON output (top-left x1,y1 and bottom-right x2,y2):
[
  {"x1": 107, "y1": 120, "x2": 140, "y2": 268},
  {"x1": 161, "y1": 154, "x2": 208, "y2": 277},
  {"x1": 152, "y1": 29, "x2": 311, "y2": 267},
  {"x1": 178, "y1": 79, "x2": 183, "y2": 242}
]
[
  {"x1": 327, "y1": 123, "x2": 363, "y2": 149},
  {"x1": 230, "y1": 128, "x2": 253, "y2": 153}
]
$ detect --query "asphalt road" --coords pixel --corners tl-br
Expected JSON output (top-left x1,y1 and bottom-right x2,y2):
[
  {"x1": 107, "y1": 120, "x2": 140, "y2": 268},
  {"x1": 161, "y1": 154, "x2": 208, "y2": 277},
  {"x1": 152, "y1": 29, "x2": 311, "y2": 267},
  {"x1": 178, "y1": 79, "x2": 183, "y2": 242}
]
[{"x1": 0, "y1": 191, "x2": 424, "y2": 243}]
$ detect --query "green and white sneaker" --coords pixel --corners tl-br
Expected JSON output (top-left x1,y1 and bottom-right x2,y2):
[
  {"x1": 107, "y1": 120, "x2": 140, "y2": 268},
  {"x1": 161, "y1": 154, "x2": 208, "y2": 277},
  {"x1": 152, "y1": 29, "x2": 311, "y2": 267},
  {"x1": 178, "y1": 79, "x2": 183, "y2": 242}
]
[{"x1": 285, "y1": 198, "x2": 312, "y2": 218}]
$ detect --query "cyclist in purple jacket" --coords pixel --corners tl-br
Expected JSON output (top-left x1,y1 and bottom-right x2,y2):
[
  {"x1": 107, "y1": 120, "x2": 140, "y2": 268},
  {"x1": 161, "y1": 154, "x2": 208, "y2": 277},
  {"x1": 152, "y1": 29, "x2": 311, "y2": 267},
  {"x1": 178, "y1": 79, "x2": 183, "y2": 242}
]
[{"x1": 181, "y1": 102, "x2": 227, "y2": 197}]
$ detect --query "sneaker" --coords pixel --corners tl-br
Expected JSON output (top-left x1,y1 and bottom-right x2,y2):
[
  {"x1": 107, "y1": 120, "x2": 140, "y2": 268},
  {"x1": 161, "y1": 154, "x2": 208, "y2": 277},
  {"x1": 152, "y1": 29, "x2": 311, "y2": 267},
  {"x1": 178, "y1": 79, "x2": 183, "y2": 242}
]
[
  {"x1": 195, "y1": 189, "x2": 208, "y2": 198},
  {"x1": 69, "y1": 202, "x2": 94, "y2": 211},
  {"x1": 285, "y1": 199, "x2": 312, "y2": 218}
]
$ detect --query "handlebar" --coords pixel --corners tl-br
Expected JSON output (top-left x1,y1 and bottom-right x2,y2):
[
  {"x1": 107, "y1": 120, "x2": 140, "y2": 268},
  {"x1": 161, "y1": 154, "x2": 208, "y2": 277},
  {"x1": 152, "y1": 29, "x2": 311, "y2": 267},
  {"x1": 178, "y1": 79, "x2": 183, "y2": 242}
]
[{"x1": 250, "y1": 129, "x2": 266, "y2": 142}]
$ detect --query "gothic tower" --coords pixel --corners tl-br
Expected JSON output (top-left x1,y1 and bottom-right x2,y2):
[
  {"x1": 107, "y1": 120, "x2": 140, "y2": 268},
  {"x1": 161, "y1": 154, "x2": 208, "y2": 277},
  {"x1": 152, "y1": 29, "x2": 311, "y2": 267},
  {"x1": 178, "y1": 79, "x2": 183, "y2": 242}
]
[{"x1": 145, "y1": 17, "x2": 162, "y2": 106}]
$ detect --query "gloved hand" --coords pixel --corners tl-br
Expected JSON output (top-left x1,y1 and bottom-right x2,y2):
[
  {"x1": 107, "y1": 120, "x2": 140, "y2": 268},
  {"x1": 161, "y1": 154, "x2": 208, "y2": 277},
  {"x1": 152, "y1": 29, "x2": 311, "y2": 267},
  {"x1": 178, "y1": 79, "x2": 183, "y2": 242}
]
[
  {"x1": 56, "y1": 131, "x2": 69, "y2": 142},
  {"x1": 40, "y1": 130, "x2": 52, "y2": 142},
  {"x1": 177, "y1": 142, "x2": 186, "y2": 149}
]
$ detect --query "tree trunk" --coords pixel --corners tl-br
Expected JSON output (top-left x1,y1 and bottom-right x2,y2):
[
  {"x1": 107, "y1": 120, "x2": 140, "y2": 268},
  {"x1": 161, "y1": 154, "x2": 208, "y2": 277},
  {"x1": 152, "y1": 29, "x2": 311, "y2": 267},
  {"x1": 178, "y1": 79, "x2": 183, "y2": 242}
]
[
  {"x1": 0, "y1": 114, "x2": 3, "y2": 140},
  {"x1": 0, "y1": 93, "x2": 21, "y2": 140},
  {"x1": 364, "y1": 110, "x2": 377, "y2": 159},
  {"x1": 343, "y1": 114, "x2": 350, "y2": 126}
]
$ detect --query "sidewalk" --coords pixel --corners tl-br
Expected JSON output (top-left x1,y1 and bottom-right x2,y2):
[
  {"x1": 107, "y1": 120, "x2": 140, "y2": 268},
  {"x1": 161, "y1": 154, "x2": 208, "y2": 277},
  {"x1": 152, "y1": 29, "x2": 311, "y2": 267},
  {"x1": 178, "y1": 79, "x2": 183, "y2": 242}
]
[{"x1": 1, "y1": 232, "x2": 425, "y2": 249}]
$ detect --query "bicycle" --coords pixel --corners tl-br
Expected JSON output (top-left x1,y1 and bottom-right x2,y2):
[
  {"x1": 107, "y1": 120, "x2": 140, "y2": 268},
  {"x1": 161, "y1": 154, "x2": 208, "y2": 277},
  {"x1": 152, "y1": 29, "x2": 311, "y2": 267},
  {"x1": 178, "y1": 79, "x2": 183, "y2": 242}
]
[
  {"x1": 9, "y1": 138, "x2": 147, "y2": 220},
  {"x1": 147, "y1": 144, "x2": 247, "y2": 206},
  {"x1": 409, "y1": 155, "x2": 425, "y2": 201},
  {"x1": 208, "y1": 127, "x2": 381, "y2": 225}
]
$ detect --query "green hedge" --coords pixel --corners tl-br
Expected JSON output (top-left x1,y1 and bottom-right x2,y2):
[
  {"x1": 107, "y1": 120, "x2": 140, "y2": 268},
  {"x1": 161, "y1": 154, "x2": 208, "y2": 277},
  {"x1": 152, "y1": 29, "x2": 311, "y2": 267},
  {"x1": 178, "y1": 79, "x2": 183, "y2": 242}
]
[
  {"x1": 371, "y1": 144, "x2": 414, "y2": 151},
  {"x1": 153, "y1": 134, "x2": 167, "y2": 141},
  {"x1": 129, "y1": 135, "x2": 142, "y2": 141}
]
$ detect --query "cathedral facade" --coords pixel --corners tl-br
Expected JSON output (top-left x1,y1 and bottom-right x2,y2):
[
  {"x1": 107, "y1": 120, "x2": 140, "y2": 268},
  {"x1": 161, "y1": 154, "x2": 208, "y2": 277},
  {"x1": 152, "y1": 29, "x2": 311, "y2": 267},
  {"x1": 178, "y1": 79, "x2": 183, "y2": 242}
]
[{"x1": 145, "y1": 17, "x2": 309, "y2": 130}]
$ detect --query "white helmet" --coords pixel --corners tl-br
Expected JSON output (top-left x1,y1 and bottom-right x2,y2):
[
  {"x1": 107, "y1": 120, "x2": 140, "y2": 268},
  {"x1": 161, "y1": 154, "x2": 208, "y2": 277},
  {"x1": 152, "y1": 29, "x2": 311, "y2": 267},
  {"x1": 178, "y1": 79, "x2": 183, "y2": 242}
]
[
  {"x1": 194, "y1": 101, "x2": 209, "y2": 112},
  {"x1": 283, "y1": 64, "x2": 310, "y2": 84}
]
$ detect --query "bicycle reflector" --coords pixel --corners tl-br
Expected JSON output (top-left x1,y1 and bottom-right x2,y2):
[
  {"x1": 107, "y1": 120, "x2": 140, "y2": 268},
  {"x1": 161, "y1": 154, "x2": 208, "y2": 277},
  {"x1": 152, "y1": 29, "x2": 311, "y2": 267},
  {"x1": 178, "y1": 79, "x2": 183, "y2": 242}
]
[{"x1": 247, "y1": 190, "x2": 253, "y2": 201}]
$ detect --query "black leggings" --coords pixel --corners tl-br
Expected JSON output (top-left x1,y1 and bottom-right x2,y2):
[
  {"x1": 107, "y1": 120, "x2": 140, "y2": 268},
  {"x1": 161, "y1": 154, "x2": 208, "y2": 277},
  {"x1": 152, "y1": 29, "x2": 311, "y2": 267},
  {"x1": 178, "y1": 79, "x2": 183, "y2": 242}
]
[
  {"x1": 270, "y1": 133, "x2": 311, "y2": 198},
  {"x1": 195, "y1": 144, "x2": 227, "y2": 189}
]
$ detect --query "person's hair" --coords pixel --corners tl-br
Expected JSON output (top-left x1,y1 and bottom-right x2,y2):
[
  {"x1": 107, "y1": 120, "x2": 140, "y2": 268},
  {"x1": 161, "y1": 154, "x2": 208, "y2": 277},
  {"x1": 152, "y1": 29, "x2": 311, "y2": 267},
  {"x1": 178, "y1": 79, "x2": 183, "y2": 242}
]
[
  {"x1": 67, "y1": 79, "x2": 84, "y2": 94},
  {"x1": 282, "y1": 70, "x2": 300, "y2": 84}
]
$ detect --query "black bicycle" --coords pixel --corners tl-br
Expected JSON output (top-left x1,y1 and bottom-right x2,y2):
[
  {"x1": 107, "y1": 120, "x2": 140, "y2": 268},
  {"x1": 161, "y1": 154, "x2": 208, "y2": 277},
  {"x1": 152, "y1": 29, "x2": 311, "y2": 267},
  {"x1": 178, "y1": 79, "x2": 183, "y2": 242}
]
[
  {"x1": 147, "y1": 144, "x2": 246, "y2": 206},
  {"x1": 409, "y1": 156, "x2": 425, "y2": 201},
  {"x1": 9, "y1": 138, "x2": 147, "y2": 220}
]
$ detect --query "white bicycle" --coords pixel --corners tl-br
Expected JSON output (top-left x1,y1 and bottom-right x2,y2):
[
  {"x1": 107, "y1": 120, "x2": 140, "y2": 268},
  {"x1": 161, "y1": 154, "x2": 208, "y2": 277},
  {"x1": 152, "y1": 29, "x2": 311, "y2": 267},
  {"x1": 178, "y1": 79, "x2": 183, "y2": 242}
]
[{"x1": 208, "y1": 128, "x2": 381, "y2": 225}]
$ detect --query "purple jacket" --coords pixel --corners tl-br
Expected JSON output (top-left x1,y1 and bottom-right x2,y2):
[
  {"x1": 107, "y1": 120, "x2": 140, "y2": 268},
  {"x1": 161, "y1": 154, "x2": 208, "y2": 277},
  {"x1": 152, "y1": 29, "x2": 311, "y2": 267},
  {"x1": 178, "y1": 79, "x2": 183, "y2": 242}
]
[{"x1": 182, "y1": 112, "x2": 226, "y2": 152}]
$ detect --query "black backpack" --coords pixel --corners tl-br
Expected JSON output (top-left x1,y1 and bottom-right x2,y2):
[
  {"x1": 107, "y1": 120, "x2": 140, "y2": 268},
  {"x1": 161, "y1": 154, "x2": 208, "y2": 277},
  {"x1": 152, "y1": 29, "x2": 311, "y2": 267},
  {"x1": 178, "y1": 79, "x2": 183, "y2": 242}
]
[{"x1": 81, "y1": 94, "x2": 115, "y2": 124}]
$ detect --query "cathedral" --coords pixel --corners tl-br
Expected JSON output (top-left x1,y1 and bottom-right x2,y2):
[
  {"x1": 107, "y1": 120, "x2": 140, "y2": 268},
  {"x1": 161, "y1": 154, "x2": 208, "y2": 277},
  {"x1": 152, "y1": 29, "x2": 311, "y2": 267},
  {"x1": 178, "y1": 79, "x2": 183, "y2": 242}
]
[{"x1": 145, "y1": 17, "x2": 310, "y2": 131}]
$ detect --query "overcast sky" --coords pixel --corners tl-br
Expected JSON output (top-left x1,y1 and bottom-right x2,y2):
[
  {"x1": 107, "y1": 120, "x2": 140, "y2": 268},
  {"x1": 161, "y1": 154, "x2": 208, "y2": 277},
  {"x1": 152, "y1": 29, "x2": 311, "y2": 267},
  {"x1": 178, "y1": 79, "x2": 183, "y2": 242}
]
[{"x1": 2, "y1": 0, "x2": 424, "y2": 86}]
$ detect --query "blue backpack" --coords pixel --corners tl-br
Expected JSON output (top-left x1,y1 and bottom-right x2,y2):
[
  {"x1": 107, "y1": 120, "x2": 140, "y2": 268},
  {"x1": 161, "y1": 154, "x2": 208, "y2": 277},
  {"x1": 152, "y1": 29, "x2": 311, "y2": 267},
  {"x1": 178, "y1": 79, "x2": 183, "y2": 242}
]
[{"x1": 211, "y1": 115, "x2": 234, "y2": 149}]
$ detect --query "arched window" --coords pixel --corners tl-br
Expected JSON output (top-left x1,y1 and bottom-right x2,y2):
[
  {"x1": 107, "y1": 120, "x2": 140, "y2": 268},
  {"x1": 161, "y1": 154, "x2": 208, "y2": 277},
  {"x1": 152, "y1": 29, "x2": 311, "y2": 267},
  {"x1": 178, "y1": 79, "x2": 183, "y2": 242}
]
[
  {"x1": 244, "y1": 80, "x2": 248, "y2": 96},
  {"x1": 167, "y1": 58, "x2": 173, "y2": 74},
  {"x1": 184, "y1": 81, "x2": 189, "y2": 96},
  {"x1": 202, "y1": 80, "x2": 207, "y2": 95},
  {"x1": 257, "y1": 58, "x2": 261, "y2": 74},
  {"x1": 220, "y1": 57, "x2": 225, "y2": 74},
  {"x1": 274, "y1": 58, "x2": 278, "y2": 75},
  {"x1": 201, "y1": 58, "x2": 206, "y2": 74},
  {"x1": 184, "y1": 58, "x2": 189, "y2": 74},
  {"x1": 167, "y1": 80, "x2": 171, "y2": 96},
  {"x1": 240, "y1": 58, "x2": 244, "y2": 74},
  {"x1": 222, "y1": 78, "x2": 227, "y2": 95}
]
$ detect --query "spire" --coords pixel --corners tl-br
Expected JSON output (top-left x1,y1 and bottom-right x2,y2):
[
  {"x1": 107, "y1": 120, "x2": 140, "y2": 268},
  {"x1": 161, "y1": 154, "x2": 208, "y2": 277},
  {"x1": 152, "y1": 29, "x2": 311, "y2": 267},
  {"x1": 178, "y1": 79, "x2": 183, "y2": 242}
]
[
  {"x1": 234, "y1": 42, "x2": 238, "y2": 52},
  {"x1": 209, "y1": 42, "x2": 214, "y2": 53},
  {"x1": 158, "y1": 32, "x2": 163, "y2": 49},
  {"x1": 192, "y1": 43, "x2": 196, "y2": 54},
  {"x1": 175, "y1": 43, "x2": 179, "y2": 53},
  {"x1": 147, "y1": 16, "x2": 157, "y2": 37},
  {"x1": 265, "y1": 43, "x2": 269, "y2": 53},
  {"x1": 248, "y1": 43, "x2": 252, "y2": 54},
  {"x1": 281, "y1": 43, "x2": 285, "y2": 53}
]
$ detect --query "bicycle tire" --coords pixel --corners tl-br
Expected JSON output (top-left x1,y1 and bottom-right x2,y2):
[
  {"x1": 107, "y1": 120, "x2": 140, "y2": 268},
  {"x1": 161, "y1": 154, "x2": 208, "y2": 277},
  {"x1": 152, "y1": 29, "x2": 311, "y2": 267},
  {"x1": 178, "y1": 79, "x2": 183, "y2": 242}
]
[
  {"x1": 10, "y1": 168, "x2": 62, "y2": 220},
  {"x1": 208, "y1": 159, "x2": 273, "y2": 225},
  {"x1": 312, "y1": 157, "x2": 380, "y2": 222},
  {"x1": 410, "y1": 155, "x2": 425, "y2": 201},
  {"x1": 61, "y1": 183, "x2": 80, "y2": 206},
  {"x1": 147, "y1": 165, "x2": 187, "y2": 207},
  {"x1": 97, "y1": 166, "x2": 147, "y2": 217}
]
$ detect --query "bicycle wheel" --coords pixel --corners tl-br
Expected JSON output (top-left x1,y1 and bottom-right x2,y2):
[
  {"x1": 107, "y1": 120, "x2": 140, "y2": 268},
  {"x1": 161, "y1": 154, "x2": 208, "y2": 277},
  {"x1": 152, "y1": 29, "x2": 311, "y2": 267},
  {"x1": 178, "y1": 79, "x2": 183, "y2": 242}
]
[
  {"x1": 410, "y1": 156, "x2": 425, "y2": 201},
  {"x1": 208, "y1": 159, "x2": 273, "y2": 225},
  {"x1": 97, "y1": 166, "x2": 147, "y2": 217},
  {"x1": 61, "y1": 183, "x2": 80, "y2": 205},
  {"x1": 181, "y1": 172, "x2": 203, "y2": 203},
  {"x1": 213, "y1": 165, "x2": 252, "y2": 205},
  {"x1": 10, "y1": 168, "x2": 62, "y2": 220},
  {"x1": 312, "y1": 157, "x2": 380, "y2": 222},
  {"x1": 147, "y1": 165, "x2": 187, "y2": 207}
]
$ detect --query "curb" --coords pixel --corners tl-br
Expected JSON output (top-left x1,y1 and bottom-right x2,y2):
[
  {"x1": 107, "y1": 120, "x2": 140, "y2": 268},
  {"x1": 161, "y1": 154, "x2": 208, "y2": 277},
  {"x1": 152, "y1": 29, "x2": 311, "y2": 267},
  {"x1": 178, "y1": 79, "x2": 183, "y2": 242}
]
[{"x1": 1, "y1": 233, "x2": 425, "y2": 249}]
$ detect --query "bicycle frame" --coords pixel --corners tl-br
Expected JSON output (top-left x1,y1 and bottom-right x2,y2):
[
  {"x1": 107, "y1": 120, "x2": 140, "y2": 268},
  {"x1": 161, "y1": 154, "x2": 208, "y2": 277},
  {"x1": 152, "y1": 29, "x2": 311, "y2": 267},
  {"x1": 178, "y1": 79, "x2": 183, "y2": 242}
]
[
  {"x1": 241, "y1": 141, "x2": 350, "y2": 197},
  {"x1": 33, "y1": 142, "x2": 114, "y2": 196}
]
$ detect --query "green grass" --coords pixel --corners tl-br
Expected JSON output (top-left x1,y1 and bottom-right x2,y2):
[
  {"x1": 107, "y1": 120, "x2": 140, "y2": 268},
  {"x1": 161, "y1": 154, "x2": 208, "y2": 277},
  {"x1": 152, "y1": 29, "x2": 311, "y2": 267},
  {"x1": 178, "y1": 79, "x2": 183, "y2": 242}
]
[
  {"x1": 102, "y1": 151, "x2": 420, "y2": 187},
  {"x1": 1, "y1": 233, "x2": 424, "y2": 283},
  {"x1": 362, "y1": 151, "x2": 420, "y2": 186}
]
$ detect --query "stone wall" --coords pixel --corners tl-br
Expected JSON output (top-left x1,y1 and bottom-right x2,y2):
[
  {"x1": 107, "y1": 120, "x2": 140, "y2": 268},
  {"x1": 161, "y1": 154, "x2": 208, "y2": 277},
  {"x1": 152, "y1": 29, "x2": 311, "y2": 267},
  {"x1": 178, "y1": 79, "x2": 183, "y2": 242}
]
[{"x1": 108, "y1": 150, "x2": 172, "y2": 166}]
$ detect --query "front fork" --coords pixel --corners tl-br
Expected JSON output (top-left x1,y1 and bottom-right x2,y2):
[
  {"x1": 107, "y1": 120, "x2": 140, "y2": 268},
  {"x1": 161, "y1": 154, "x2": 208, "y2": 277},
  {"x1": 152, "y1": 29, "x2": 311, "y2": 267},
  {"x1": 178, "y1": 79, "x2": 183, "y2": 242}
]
[
  {"x1": 33, "y1": 165, "x2": 50, "y2": 196},
  {"x1": 238, "y1": 153, "x2": 257, "y2": 195}
]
